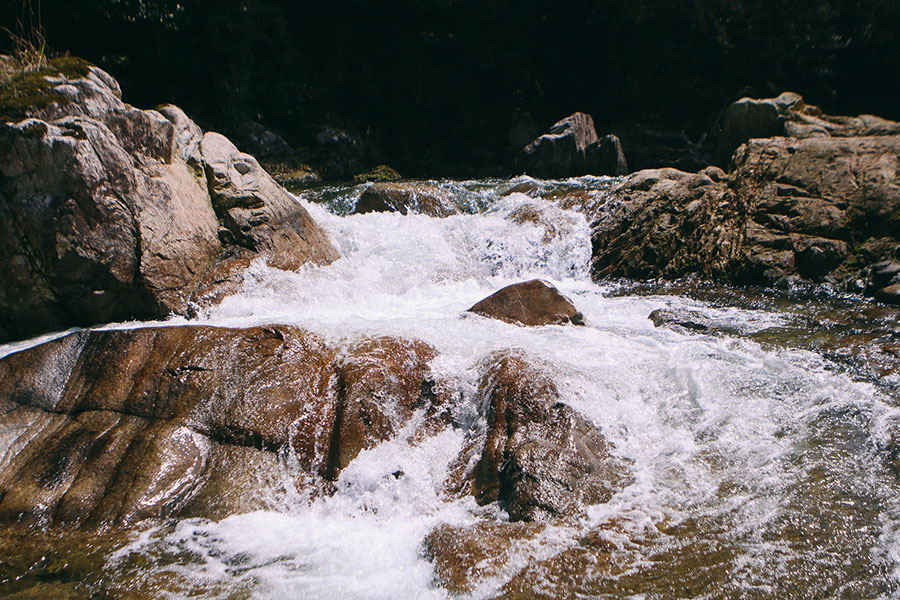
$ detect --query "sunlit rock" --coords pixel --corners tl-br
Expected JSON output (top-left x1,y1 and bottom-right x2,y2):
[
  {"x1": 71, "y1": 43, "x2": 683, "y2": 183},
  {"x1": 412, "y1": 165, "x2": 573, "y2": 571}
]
[
  {"x1": 467, "y1": 279, "x2": 584, "y2": 327},
  {"x1": 327, "y1": 336, "x2": 451, "y2": 477},
  {"x1": 718, "y1": 91, "x2": 900, "y2": 165},
  {"x1": 0, "y1": 325, "x2": 447, "y2": 528},
  {"x1": 0, "y1": 62, "x2": 339, "y2": 343},
  {"x1": 423, "y1": 521, "x2": 545, "y2": 595},
  {"x1": 449, "y1": 351, "x2": 630, "y2": 522}
]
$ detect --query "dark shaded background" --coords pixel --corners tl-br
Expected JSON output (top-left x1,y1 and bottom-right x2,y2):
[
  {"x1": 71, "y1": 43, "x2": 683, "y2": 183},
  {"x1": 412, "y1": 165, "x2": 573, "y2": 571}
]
[{"x1": 3, "y1": 0, "x2": 898, "y2": 176}]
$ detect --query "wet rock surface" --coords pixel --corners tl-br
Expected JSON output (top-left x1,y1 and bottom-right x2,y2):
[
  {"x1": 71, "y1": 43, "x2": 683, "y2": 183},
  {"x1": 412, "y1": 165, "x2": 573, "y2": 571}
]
[
  {"x1": 354, "y1": 182, "x2": 459, "y2": 217},
  {"x1": 0, "y1": 63, "x2": 338, "y2": 343},
  {"x1": 468, "y1": 279, "x2": 584, "y2": 326},
  {"x1": 0, "y1": 325, "x2": 444, "y2": 529},
  {"x1": 452, "y1": 351, "x2": 630, "y2": 522}
]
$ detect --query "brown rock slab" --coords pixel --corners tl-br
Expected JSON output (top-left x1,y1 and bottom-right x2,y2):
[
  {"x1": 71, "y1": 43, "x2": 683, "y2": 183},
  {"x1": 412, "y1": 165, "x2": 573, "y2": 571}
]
[
  {"x1": 450, "y1": 351, "x2": 630, "y2": 522},
  {"x1": 0, "y1": 325, "x2": 446, "y2": 529},
  {"x1": 467, "y1": 279, "x2": 584, "y2": 327}
]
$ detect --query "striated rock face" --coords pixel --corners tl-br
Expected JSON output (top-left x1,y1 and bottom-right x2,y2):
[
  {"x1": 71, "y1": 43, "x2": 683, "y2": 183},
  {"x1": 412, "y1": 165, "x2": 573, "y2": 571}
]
[
  {"x1": 584, "y1": 133, "x2": 900, "y2": 296},
  {"x1": 718, "y1": 92, "x2": 900, "y2": 166},
  {"x1": 354, "y1": 182, "x2": 458, "y2": 217},
  {"x1": 0, "y1": 62, "x2": 338, "y2": 343},
  {"x1": 468, "y1": 279, "x2": 584, "y2": 326},
  {"x1": 451, "y1": 351, "x2": 630, "y2": 522},
  {"x1": 518, "y1": 112, "x2": 628, "y2": 178},
  {"x1": 0, "y1": 326, "x2": 444, "y2": 529}
]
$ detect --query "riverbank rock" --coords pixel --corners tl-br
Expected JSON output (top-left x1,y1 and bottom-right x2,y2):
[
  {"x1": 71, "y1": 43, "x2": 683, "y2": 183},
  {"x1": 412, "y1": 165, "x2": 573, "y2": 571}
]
[
  {"x1": 717, "y1": 91, "x2": 900, "y2": 165},
  {"x1": 0, "y1": 60, "x2": 338, "y2": 342},
  {"x1": 584, "y1": 132, "x2": 900, "y2": 293},
  {"x1": 518, "y1": 112, "x2": 628, "y2": 178},
  {"x1": 0, "y1": 326, "x2": 445, "y2": 529},
  {"x1": 467, "y1": 280, "x2": 584, "y2": 326},
  {"x1": 355, "y1": 182, "x2": 458, "y2": 217},
  {"x1": 450, "y1": 351, "x2": 630, "y2": 522}
]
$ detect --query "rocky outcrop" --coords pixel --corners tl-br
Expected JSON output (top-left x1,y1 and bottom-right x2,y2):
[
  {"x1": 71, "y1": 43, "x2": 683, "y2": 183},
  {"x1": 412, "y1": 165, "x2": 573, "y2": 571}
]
[
  {"x1": 449, "y1": 351, "x2": 630, "y2": 522},
  {"x1": 518, "y1": 112, "x2": 628, "y2": 178},
  {"x1": 0, "y1": 326, "x2": 444, "y2": 529},
  {"x1": 355, "y1": 182, "x2": 458, "y2": 217},
  {"x1": 467, "y1": 279, "x2": 584, "y2": 326},
  {"x1": 717, "y1": 91, "x2": 900, "y2": 166},
  {"x1": 0, "y1": 61, "x2": 338, "y2": 342},
  {"x1": 583, "y1": 131, "x2": 900, "y2": 297}
]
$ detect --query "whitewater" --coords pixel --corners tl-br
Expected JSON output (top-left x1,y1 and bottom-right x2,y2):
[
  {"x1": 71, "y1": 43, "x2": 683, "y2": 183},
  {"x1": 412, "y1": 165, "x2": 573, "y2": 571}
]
[{"x1": 3, "y1": 177, "x2": 899, "y2": 598}]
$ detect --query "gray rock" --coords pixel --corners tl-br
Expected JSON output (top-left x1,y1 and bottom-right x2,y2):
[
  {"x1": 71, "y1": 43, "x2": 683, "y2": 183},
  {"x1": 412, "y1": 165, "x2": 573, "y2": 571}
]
[
  {"x1": 518, "y1": 112, "x2": 627, "y2": 178},
  {"x1": 0, "y1": 63, "x2": 339, "y2": 341}
]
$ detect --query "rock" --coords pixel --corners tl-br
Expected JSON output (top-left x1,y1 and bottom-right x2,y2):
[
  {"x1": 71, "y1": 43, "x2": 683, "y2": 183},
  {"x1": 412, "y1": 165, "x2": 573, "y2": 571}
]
[
  {"x1": 423, "y1": 521, "x2": 545, "y2": 595},
  {"x1": 717, "y1": 91, "x2": 900, "y2": 165},
  {"x1": 0, "y1": 326, "x2": 446, "y2": 528},
  {"x1": 355, "y1": 182, "x2": 458, "y2": 217},
  {"x1": 455, "y1": 351, "x2": 630, "y2": 521},
  {"x1": 0, "y1": 109, "x2": 221, "y2": 341},
  {"x1": 584, "y1": 134, "x2": 900, "y2": 291},
  {"x1": 586, "y1": 133, "x2": 629, "y2": 176},
  {"x1": 648, "y1": 308, "x2": 715, "y2": 331},
  {"x1": 0, "y1": 60, "x2": 338, "y2": 342},
  {"x1": 236, "y1": 120, "x2": 295, "y2": 158},
  {"x1": 353, "y1": 164, "x2": 401, "y2": 182},
  {"x1": 328, "y1": 336, "x2": 447, "y2": 476},
  {"x1": 518, "y1": 112, "x2": 627, "y2": 178},
  {"x1": 876, "y1": 284, "x2": 900, "y2": 305},
  {"x1": 467, "y1": 280, "x2": 583, "y2": 326},
  {"x1": 199, "y1": 132, "x2": 339, "y2": 270}
]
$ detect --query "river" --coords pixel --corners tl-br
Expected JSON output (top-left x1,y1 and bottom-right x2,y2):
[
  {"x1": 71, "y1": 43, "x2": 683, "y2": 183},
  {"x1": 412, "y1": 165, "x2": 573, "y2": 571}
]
[{"x1": 1, "y1": 176, "x2": 899, "y2": 599}]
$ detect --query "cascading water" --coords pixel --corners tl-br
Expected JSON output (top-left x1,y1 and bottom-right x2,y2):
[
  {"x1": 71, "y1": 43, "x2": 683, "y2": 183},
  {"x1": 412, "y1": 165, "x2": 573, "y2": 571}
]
[{"x1": 2, "y1": 177, "x2": 899, "y2": 599}]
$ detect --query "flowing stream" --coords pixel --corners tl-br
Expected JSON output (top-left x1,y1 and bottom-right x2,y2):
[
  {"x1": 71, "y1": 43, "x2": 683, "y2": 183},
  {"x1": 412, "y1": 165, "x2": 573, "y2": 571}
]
[{"x1": 2, "y1": 177, "x2": 900, "y2": 599}]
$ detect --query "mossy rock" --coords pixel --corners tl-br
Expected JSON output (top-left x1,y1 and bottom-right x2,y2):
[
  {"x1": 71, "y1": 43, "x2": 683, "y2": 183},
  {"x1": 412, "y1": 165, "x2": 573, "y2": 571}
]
[
  {"x1": 0, "y1": 56, "x2": 93, "y2": 123},
  {"x1": 353, "y1": 164, "x2": 401, "y2": 182}
]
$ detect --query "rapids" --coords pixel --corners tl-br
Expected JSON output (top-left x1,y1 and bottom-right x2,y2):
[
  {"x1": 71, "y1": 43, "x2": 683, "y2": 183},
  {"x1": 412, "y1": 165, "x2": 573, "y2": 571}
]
[{"x1": 2, "y1": 177, "x2": 899, "y2": 599}]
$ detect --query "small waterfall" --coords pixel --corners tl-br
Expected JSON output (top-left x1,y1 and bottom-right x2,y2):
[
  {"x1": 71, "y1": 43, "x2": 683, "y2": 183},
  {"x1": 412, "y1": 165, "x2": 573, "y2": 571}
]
[{"x1": 3, "y1": 177, "x2": 899, "y2": 599}]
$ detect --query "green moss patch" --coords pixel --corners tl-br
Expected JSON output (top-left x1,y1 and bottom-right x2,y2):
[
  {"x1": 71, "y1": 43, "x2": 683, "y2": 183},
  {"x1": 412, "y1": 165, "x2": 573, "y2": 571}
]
[{"x1": 0, "y1": 56, "x2": 94, "y2": 123}]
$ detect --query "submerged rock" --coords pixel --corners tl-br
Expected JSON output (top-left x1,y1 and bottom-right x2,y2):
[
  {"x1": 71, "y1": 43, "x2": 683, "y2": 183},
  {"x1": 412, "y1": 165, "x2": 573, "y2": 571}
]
[
  {"x1": 518, "y1": 112, "x2": 628, "y2": 178},
  {"x1": 467, "y1": 279, "x2": 584, "y2": 327},
  {"x1": 423, "y1": 521, "x2": 545, "y2": 595},
  {"x1": 649, "y1": 308, "x2": 715, "y2": 332},
  {"x1": 450, "y1": 351, "x2": 630, "y2": 522},
  {"x1": 0, "y1": 326, "x2": 445, "y2": 529},
  {"x1": 0, "y1": 62, "x2": 338, "y2": 343},
  {"x1": 355, "y1": 182, "x2": 458, "y2": 217}
]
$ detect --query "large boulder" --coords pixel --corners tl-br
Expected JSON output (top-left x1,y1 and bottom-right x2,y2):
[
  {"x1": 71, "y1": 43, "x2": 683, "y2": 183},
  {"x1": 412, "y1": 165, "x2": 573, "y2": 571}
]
[
  {"x1": 717, "y1": 91, "x2": 900, "y2": 165},
  {"x1": 450, "y1": 351, "x2": 630, "y2": 522},
  {"x1": 518, "y1": 112, "x2": 628, "y2": 178},
  {"x1": 467, "y1": 279, "x2": 584, "y2": 326},
  {"x1": 0, "y1": 60, "x2": 338, "y2": 342},
  {"x1": 583, "y1": 133, "x2": 900, "y2": 295},
  {"x1": 0, "y1": 326, "x2": 445, "y2": 529}
]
